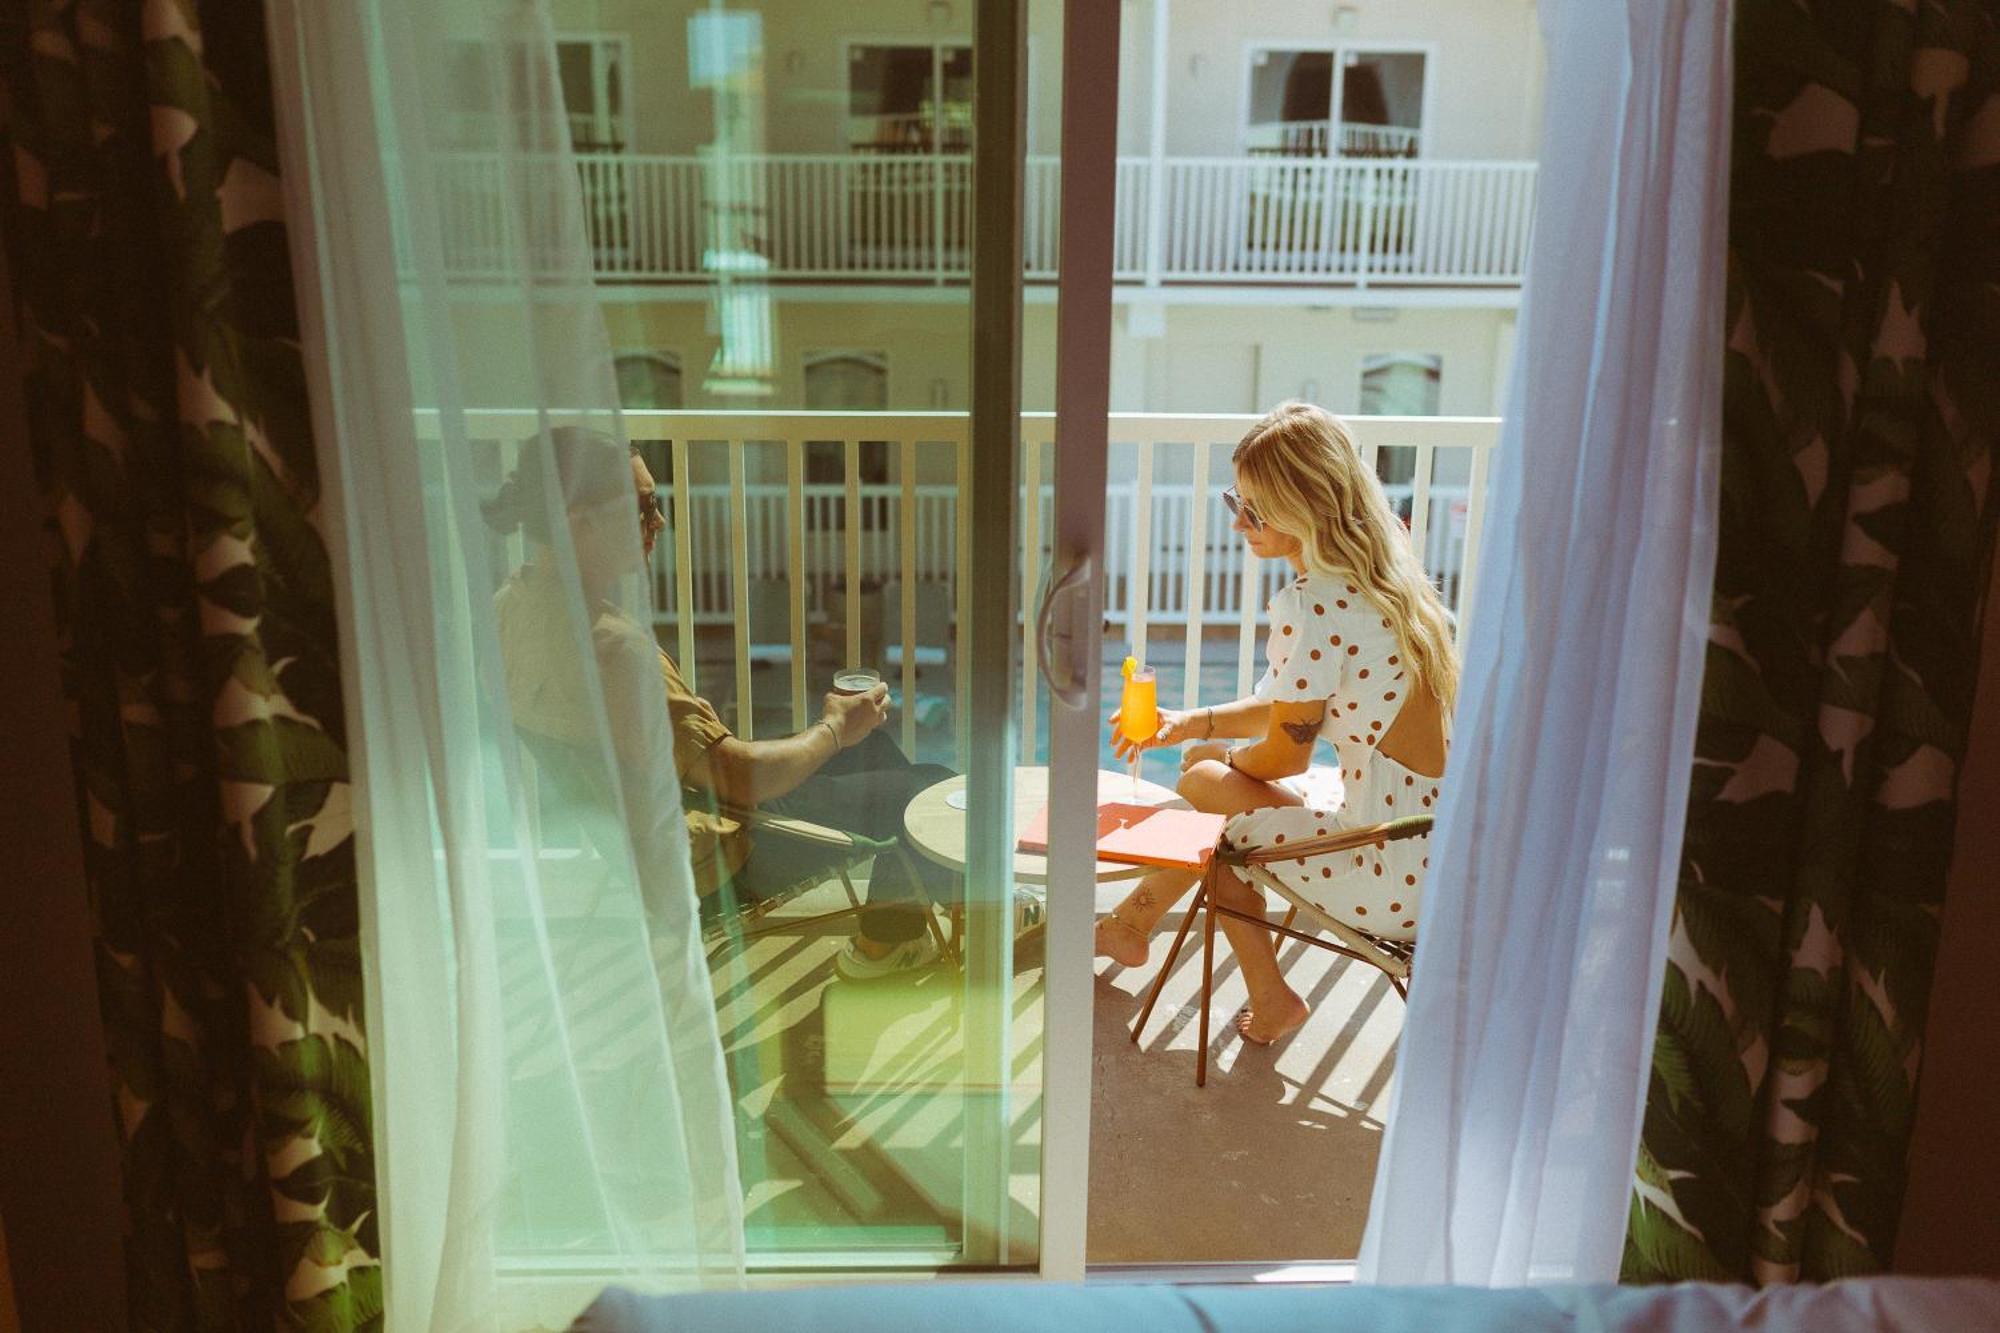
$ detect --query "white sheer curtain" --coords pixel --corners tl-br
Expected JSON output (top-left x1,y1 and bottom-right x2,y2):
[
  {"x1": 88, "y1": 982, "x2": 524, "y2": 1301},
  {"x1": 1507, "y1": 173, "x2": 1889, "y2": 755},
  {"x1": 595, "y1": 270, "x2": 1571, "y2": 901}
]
[
  {"x1": 268, "y1": 1, "x2": 744, "y2": 1327},
  {"x1": 1359, "y1": 0, "x2": 1730, "y2": 1285}
]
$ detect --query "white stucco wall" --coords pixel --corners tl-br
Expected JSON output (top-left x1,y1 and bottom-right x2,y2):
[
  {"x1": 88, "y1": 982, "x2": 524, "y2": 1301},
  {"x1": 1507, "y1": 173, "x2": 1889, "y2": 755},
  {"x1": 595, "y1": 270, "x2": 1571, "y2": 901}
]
[
  {"x1": 1112, "y1": 301, "x2": 1514, "y2": 418},
  {"x1": 452, "y1": 291, "x2": 1512, "y2": 422}
]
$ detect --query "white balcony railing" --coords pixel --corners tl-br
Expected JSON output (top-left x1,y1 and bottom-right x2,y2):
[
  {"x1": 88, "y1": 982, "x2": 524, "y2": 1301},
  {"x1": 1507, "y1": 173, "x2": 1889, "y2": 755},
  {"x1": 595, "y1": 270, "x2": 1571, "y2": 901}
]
[
  {"x1": 438, "y1": 153, "x2": 1536, "y2": 288},
  {"x1": 454, "y1": 411, "x2": 1499, "y2": 766},
  {"x1": 1244, "y1": 121, "x2": 1424, "y2": 159}
]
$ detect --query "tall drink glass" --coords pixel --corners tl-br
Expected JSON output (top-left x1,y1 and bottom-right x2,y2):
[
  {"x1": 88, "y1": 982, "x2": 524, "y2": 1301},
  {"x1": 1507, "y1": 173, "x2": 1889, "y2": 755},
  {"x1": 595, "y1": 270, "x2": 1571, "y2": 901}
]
[{"x1": 1119, "y1": 660, "x2": 1157, "y2": 797}]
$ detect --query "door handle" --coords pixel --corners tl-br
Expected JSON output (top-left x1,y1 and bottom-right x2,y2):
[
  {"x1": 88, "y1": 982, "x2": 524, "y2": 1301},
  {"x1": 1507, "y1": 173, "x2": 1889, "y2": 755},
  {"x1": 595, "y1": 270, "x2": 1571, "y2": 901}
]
[{"x1": 1036, "y1": 551, "x2": 1095, "y2": 710}]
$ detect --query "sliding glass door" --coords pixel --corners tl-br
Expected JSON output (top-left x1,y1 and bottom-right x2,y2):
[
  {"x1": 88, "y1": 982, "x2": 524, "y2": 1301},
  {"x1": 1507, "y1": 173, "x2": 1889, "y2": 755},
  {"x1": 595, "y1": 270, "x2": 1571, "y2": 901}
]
[
  {"x1": 282, "y1": 0, "x2": 1117, "y2": 1302},
  {"x1": 538, "y1": 0, "x2": 1113, "y2": 1276}
]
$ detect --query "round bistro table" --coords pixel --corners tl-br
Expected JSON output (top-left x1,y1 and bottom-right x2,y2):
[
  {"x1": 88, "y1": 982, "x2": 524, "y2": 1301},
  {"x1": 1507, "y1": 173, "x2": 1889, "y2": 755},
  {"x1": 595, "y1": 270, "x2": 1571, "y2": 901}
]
[{"x1": 901, "y1": 765, "x2": 1183, "y2": 887}]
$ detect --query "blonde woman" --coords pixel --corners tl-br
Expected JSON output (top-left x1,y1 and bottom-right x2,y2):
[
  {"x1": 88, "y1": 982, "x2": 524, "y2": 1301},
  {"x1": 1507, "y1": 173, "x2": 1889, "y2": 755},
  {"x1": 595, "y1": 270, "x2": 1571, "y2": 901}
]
[{"x1": 1097, "y1": 402, "x2": 1458, "y2": 1043}]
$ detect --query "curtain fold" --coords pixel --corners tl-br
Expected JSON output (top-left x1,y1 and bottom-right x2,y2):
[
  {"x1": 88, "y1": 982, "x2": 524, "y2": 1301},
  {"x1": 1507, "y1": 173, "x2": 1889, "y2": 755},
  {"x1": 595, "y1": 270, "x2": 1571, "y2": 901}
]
[
  {"x1": 1357, "y1": 0, "x2": 1732, "y2": 1284},
  {"x1": 0, "y1": 3, "x2": 375, "y2": 1328},
  {"x1": 267, "y1": 0, "x2": 745, "y2": 1326},
  {"x1": 1626, "y1": 0, "x2": 2000, "y2": 1283}
]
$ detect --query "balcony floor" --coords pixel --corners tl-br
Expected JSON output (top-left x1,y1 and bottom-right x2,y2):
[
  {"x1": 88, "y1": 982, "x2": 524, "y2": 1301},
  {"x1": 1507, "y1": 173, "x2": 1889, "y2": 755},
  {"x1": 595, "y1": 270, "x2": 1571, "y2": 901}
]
[
  {"x1": 709, "y1": 878, "x2": 1400, "y2": 1265},
  {"x1": 1089, "y1": 908, "x2": 1398, "y2": 1263}
]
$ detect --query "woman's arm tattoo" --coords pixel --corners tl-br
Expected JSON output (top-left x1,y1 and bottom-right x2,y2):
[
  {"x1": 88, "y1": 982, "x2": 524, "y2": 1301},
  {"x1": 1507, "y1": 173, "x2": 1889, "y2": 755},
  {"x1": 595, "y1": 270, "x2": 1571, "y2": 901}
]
[{"x1": 1280, "y1": 718, "x2": 1319, "y2": 746}]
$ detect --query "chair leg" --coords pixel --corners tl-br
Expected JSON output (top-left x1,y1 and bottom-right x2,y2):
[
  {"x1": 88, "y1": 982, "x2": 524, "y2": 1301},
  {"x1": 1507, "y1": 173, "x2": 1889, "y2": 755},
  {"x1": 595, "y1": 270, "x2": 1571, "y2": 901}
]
[
  {"x1": 1280, "y1": 905, "x2": 1298, "y2": 934},
  {"x1": 836, "y1": 866, "x2": 863, "y2": 910},
  {"x1": 1197, "y1": 881, "x2": 1218, "y2": 1088},
  {"x1": 888, "y1": 846, "x2": 954, "y2": 962},
  {"x1": 1131, "y1": 873, "x2": 1206, "y2": 1044}
]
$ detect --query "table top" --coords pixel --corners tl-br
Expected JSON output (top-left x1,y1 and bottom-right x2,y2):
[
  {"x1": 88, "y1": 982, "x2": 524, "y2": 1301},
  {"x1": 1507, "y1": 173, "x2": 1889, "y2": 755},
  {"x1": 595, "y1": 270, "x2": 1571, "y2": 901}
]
[{"x1": 901, "y1": 765, "x2": 1184, "y2": 886}]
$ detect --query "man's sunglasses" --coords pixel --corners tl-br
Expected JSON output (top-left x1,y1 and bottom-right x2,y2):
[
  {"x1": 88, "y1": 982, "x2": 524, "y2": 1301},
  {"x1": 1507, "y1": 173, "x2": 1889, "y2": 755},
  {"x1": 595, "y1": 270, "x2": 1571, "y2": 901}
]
[
  {"x1": 638, "y1": 490, "x2": 665, "y2": 525},
  {"x1": 1221, "y1": 485, "x2": 1264, "y2": 532}
]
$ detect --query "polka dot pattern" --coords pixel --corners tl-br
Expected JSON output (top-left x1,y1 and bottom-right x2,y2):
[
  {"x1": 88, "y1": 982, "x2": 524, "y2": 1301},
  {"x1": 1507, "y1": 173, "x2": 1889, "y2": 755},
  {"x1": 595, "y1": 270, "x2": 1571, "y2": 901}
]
[{"x1": 1224, "y1": 569, "x2": 1434, "y2": 943}]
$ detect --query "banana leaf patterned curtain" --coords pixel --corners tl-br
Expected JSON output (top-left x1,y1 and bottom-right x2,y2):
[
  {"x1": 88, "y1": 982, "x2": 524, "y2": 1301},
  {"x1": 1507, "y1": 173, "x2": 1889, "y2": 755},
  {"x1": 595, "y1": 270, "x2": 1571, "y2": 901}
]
[
  {"x1": 0, "y1": 4, "x2": 376, "y2": 1328},
  {"x1": 1627, "y1": 0, "x2": 2000, "y2": 1283}
]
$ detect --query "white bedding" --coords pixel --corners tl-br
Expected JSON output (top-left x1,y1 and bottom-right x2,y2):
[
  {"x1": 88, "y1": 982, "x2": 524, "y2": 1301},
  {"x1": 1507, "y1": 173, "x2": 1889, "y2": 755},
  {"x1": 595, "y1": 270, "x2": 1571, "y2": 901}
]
[{"x1": 571, "y1": 1275, "x2": 2000, "y2": 1333}]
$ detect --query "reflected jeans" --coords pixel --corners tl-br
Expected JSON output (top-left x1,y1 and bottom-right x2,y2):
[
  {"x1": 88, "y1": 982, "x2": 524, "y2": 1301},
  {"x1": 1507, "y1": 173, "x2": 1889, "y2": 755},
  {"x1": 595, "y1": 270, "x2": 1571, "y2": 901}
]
[{"x1": 727, "y1": 730, "x2": 957, "y2": 944}]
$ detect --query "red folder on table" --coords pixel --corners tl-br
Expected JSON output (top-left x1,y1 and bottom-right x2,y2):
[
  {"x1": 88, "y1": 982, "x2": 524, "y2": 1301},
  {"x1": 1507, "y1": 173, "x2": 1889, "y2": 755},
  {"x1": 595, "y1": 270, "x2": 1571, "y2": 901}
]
[{"x1": 1017, "y1": 802, "x2": 1227, "y2": 870}]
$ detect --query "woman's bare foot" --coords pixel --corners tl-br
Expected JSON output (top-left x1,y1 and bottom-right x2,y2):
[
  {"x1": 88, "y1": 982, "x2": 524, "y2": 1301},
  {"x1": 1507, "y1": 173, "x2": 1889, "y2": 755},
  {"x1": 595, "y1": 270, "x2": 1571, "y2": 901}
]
[
  {"x1": 1093, "y1": 915, "x2": 1149, "y2": 968},
  {"x1": 1234, "y1": 989, "x2": 1310, "y2": 1045}
]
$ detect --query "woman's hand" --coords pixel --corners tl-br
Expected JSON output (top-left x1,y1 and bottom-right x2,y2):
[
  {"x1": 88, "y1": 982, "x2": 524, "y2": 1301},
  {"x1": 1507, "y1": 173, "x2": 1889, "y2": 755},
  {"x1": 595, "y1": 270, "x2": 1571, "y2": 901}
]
[
  {"x1": 1107, "y1": 706, "x2": 1201, "y2": 763},
  {"x1": 1179, "y1": 740, "x2": 1229, "y2": 771}
]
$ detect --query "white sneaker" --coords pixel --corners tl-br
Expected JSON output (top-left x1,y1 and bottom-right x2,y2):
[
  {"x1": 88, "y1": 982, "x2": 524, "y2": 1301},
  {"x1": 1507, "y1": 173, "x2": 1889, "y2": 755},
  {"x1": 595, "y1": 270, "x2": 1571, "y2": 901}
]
[
  {"x1": 834, "y1": 931, "x2": 942, "y2": 982},
  {"x1": 834, "y1": 892, "x2": 1045, "y2": 981}
]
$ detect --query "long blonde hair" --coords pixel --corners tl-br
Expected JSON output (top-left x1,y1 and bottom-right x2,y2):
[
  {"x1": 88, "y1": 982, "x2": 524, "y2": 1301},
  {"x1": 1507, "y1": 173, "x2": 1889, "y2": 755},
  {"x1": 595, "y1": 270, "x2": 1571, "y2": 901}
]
[{"x1": 1233, "y1": 401, "x2": 1460, "y2": 712}]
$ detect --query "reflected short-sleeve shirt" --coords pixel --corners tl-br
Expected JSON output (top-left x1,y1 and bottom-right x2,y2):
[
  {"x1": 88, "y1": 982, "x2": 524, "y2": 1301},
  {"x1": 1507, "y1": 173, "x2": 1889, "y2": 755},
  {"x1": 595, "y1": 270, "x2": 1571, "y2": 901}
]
[{"x1": 496, "y1": 563, "x2": 749, "y2": 893}]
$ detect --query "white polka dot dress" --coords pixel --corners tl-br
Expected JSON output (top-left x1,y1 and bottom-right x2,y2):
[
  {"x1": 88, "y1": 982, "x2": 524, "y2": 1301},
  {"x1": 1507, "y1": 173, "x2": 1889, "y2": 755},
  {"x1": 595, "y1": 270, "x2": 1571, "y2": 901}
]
[{"x1": 1222, "y1": 572, "x2": 1438, "y2": 941}]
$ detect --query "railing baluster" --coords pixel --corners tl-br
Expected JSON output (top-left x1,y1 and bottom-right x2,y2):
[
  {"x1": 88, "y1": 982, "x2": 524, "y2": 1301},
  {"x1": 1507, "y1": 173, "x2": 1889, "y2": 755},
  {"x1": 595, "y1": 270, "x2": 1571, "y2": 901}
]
[
  {"x1": 1357, "y1": 161, "x2": 1377, "y2": 289},
  {"x1": 672, "y1": 432, "x2": 696, "y2": 692},
  {"x1": 1131, "y1": 439, "x2": 1154, "y2": 670},
  {"x1": 729, "y1": 439, "x2": 753, "y2": 738},
  {"x1": 1182, "y1": 440, "x2": 1210, "y2": 710},
  {"x1": 787, "y1": 437, "x2": 808, "y2": 733},
  {"x1": 900, "y1": 439, "x2": 918, "y2": 755},
  {"x1": 844, "y1": 438, "x2": 861, "y2": 671},
  {"x1": 1410, "y1": 443, "x2": 1435, "y2": 581},
  {"x1": 1458, "y1": 442, "x2": 1494, "y2": 636},
  {"x1": 932, "y1": 153, "x2": 946, "y2": 285},
  {"x1": 1236, "y1": 538, "x2": 1259, "y2": 699}
]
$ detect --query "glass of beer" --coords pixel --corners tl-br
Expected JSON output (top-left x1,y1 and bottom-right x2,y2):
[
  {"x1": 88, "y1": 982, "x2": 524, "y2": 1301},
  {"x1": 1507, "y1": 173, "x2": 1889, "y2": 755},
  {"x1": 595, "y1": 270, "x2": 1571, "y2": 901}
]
[{"x1": 833, "y1": 667, "x2": 882, "y2": 696}]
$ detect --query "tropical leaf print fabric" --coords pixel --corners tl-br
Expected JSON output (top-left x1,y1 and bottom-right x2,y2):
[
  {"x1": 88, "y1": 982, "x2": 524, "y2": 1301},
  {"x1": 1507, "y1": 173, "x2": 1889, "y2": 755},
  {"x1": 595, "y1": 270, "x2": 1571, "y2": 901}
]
[
  {"x1": 1626, "y1": 0, "x2": 2000, "y2": 1284},
  {"x1": 0, "y1": 3, "x2": 377, "y2": 1328}
]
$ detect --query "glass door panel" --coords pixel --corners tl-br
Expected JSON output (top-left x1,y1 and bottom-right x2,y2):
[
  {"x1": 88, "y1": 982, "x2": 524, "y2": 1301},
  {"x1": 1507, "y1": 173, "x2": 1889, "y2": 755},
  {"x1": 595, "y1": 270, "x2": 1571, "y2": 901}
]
[{"x1": 498, "y1": 0, "x2": 1096, "y2": 1273}]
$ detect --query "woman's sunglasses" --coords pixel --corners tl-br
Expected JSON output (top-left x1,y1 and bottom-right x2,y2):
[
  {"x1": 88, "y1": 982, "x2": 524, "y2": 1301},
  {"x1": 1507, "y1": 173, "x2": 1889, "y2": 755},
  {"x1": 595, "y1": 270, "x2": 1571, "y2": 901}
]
[
  {"x1": 637, "y1": 490, "x2": 665, "y2": 526},
  {"x1": 1222, "y1": 485, "x2": 1265, "y2": 532}
]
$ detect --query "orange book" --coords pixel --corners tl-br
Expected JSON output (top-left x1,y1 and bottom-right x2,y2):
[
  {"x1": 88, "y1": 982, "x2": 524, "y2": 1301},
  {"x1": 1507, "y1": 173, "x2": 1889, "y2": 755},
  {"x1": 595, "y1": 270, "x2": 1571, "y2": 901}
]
[{"x1": 1017, "y1": 802, "x2": 1227, "y2": 870}]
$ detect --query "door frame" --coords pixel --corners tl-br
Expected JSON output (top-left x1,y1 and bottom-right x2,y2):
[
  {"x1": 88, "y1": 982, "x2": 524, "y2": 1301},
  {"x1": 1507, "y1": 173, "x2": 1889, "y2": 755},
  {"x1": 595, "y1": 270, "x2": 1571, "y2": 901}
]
[
  {"x1": 1035, "y1": 0, "x2": 1123, "y2": 1283},
  {"x1": 964, "y1": 0, "x2": 1120, "y2": 1280}
]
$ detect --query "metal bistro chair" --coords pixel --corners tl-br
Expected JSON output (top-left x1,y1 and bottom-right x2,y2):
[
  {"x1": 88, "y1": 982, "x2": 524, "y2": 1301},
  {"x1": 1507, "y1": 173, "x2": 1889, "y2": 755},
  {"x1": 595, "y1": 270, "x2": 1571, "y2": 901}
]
[
  {"x1": 1130, "y1": 814, "x2": 1433, "y2": 1086},
  {"x1": 685, "y1": 786, "x2": 954, "y2": 963},
  {"x1": 518, "y1": 731, "x2": 952, "y2": 963}
]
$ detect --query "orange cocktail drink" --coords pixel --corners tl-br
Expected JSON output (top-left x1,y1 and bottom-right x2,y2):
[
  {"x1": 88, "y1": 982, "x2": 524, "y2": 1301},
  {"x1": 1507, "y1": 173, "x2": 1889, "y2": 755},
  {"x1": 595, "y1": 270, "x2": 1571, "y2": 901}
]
[
  {"x1": 1119, "y1": 658, "x2": 1158, "y2": 748},
  {"x1": 1120, "y1": 660, "x2": 1158, "y2": 798}
]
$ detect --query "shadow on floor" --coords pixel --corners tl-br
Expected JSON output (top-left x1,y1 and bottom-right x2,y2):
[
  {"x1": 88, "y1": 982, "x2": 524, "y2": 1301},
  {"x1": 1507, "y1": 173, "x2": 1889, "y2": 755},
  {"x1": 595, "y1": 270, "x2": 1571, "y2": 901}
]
[{"x1": 1087, "y1": 912, "x2": 1400, "y2": 1263}]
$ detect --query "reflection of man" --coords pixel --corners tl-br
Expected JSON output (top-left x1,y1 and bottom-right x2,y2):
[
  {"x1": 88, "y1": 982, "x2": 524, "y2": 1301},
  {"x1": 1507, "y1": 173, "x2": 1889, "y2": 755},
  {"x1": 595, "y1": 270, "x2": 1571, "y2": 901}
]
[{"x1": 493, "y1": 428, "x2": 1021, "y2": 979}]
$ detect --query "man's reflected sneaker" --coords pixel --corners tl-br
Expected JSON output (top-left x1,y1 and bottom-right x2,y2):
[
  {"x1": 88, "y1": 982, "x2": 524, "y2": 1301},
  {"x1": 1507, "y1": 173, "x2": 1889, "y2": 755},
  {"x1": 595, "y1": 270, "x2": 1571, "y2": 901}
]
[
  {"x1": 834, "y1": 931, "x2": 942, "y2": 982},
  {"x1": 1013, "y1": 888, "x2": 1047, "y2": 938}
]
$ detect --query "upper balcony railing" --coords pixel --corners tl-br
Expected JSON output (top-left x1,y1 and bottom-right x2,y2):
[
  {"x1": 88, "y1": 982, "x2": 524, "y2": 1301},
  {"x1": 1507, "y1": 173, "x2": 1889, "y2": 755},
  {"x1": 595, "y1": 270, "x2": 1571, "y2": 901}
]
[
  {"x1": 448, "y1": 411, "x2": 1499, "y2": 768},
  {"x1": 438, "y1": 152, "x2": 1537, "y2": 289},
  {"x1": 1244, "y1": 120, "x2": 1424, "y2": 159}
]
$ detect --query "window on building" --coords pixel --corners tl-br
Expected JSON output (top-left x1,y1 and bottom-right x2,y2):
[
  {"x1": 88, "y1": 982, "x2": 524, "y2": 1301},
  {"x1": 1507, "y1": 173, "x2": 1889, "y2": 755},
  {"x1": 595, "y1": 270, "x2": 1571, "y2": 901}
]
[
  {"x1": 1246, "y1": 46, "x2": 1427, "y2": 158},
  {"x1": 848, "y1": 44, "x2": 973, "y2": 153},
  {"x1": 614, "y1": 352, "x2": 684, "y2": 410},
  {"x1": 804, "y1": 353, "x2": 891, "y2": 525},
  {"x1": 805, "y1": 350, "x2": 889, "y2": 412},
  {"x1": 441, "y1": 35, "x2": 629, "y2": 151},
  {"x1": 556, "y1": 36, "x2": 630, "y2": 152},
  {"x1": 1361, "y1": 352, "x2": 1442, "y2": 416},
  {"x1": 1361, "y1": 353, "x2": 1443, "y2": 495}
]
